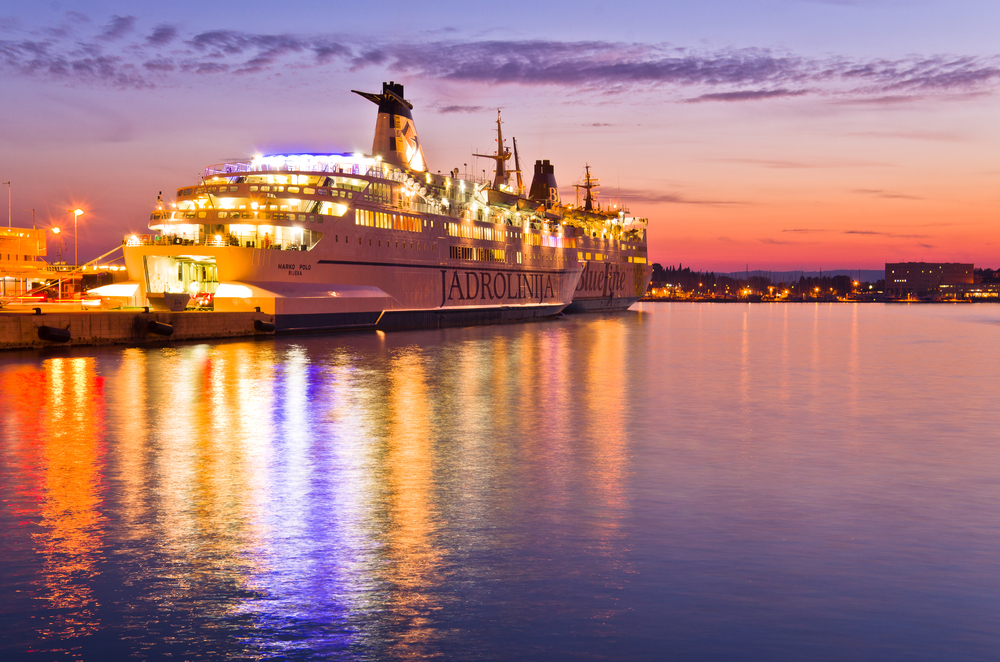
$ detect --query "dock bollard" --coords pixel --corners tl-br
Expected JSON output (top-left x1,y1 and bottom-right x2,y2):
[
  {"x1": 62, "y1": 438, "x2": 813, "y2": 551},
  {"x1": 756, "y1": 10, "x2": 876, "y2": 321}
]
[{"x1": 38, "y1": 326, "x2": 71, "y2": 343}]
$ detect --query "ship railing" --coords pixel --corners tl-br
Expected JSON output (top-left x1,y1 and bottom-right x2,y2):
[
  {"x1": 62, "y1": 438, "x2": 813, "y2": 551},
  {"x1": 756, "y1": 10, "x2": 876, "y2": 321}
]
[
  {"x1": 204, "y1": 162, "x2": 392, "y2": 180},
  {"x1": 395, "y1": 200, "x2": 454, "y2": 216},
  {"x1": 453, "y1": 174, "x2": 491, "y2": 186},
  {"x1": 40, "y1": 264, "x2": 78, "y2": 274},
  {"x1": 204, "y1": 163, "x2": 497, "y2": 191},
  {"x1": 122, "y1": 234, "x2": 314, "y2": 251}
]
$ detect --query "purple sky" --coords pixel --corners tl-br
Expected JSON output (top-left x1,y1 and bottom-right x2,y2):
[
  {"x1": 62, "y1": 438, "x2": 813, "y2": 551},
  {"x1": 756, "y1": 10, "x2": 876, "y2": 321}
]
[{"x1": 2, "y1": 1, "x2": 999, "y2": 269}]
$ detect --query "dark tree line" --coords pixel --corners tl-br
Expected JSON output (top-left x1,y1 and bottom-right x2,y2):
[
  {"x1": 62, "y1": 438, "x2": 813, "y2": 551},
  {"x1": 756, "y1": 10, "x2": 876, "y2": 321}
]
[{"x1": 975, "y1": 268, "x2": 1000, "y2": 283}]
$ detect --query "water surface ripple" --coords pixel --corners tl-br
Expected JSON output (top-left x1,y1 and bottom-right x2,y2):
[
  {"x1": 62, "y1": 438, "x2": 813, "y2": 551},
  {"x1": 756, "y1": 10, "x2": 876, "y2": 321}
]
[{"x1": 2, "y1": 303, "x2": 998, "y2": 660}]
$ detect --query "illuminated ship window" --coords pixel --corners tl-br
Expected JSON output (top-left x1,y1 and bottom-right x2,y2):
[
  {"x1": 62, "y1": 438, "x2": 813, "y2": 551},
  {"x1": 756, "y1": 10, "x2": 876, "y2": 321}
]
[
  {"x1": 249, "y1": 185, "x2": 258, "y2": 192},
  {"x1": 449, "y1": 245, "x2": 506, "y2": 263}
]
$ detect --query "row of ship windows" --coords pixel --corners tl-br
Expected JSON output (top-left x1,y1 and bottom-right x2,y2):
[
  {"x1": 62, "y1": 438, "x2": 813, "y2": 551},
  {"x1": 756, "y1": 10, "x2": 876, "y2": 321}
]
[
  {"x1": 181, "y1": 186, "x2": 239, "y2": 195},
  {"x1": 153, "y1": 210, "x2": 325, "y2": 223},
  {"x1": 250, "y1": 186, "x2": 353, "y2": 198},
  {"x1": 449, "y1": 246, "x2": 507, "y2": 263},
  {"x1": 445, "y1": 221, "x2": 577, "y2": 249},
  {"x1": 448, "y1": 246, "x2": 576, "y2": 265},
  {"x1": 320, "y1": 234, "x2": 564, "y2": 267},
  {"x1": 334, "y1": 235, "x2": 436, "y2": 252},
  {"x1": 324, "y1": 237, "x2": 569, "y2": 267},
  {"x1": 447, "y1": 222, "x2": 506, "y2": 242},
  {"x1": 2, "y1": 254, "x2": 34, "y2": 262},
  {"x1": 355, "y1": 209, "x2": 426, "y2": 232}
]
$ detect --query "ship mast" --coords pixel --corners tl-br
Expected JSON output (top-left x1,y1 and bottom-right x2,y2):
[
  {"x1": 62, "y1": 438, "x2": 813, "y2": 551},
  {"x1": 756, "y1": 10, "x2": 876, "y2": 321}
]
[
  {"x1": 574, "y1": 164, "x2": 599, "y2": 211},
  {"x1": 473, "y1": 110, "x2": 512, "y2": 190}
]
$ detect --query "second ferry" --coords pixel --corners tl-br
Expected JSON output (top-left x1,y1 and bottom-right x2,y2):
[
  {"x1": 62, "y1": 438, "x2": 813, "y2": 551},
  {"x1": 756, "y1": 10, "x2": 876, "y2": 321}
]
[{"x1": 119, "y1": 82, "x2": 652, "y2": 331}]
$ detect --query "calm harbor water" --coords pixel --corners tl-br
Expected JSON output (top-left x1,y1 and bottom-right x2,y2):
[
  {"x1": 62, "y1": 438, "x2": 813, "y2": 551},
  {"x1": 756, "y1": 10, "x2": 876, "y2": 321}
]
[{"x1": 2, "y1": 303, "x2": 999, "y2": 660}]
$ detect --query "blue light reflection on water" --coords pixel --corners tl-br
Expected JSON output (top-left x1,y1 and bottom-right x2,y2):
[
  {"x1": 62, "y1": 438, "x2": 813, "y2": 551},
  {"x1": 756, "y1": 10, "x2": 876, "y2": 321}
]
[{"x1": 1, "y1": 303, "x2": 1000, "y2": 660}]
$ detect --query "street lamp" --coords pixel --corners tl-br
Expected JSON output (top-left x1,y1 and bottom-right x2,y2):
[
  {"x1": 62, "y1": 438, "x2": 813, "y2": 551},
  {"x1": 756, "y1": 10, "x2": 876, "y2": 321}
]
[
  {"x1": 70, "y1": 208, "x2": 84, "y2": 267},
  {"x1": 51, "y1": 227, "x2": 62, "y2": 260}
]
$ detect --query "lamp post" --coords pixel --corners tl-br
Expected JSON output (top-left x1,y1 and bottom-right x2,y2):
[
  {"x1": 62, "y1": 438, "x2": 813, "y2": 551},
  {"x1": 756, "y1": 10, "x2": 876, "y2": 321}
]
[
  {"x1": 52, "y1": 227, "x2": 63, "y2": 299},
  {"x1": 70, "y1": 208, "x2": 83, "y2": 267}
]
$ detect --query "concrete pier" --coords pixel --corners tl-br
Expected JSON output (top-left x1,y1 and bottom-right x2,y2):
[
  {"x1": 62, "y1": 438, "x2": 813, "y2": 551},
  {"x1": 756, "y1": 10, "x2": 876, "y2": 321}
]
[{"x1": 0, "y1": 309, "x2": 275, "y2": 350}]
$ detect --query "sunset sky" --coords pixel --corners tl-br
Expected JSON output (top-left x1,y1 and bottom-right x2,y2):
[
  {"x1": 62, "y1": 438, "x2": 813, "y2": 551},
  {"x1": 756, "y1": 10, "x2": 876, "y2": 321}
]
[{"x1": 1, "y1": 0, "x2": 998, "y2": 270}]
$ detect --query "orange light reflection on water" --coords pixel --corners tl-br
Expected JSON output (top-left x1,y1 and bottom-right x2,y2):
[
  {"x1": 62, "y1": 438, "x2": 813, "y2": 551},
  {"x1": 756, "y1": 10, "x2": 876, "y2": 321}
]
[
  {"x1": 34, "y1": 357, "x2": 107, "y2": 641},
  {"x1": 382, "y1": 350, "x2": 444, "y2": 656}
]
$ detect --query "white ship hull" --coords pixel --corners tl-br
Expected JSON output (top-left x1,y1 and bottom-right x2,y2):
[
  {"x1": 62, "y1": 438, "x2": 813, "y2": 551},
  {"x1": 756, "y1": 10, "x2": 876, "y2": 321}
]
[{"x1": 124, "y1": 212, "x2": 581, "y2": 332}]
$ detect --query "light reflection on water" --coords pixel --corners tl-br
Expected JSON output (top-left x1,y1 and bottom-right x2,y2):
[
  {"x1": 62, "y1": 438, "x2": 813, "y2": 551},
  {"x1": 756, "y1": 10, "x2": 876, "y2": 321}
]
[{"x1": 2, "y1": 303, "x2": 1000, "y2": 660}]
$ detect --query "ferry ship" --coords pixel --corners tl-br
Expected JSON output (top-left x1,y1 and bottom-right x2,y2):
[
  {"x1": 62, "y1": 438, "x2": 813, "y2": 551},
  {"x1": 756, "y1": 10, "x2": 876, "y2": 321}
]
[
  {"x1": 555, "y1": 164, "x2": 652, "y2": 313},
  {"x1": 120, "y1": 82, "x2": 651, "y2": 331}
]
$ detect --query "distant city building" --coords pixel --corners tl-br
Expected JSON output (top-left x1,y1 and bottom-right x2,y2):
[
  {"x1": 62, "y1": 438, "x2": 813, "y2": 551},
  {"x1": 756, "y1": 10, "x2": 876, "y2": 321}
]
[{"x1": 884, "y1": 262, "x2": 974, "y2": 298}]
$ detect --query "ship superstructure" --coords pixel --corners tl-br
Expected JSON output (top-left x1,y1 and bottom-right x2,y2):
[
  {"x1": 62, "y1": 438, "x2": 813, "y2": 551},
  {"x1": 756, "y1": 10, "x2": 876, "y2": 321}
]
[{"x1": 121, "y1": 82, "x2": 650, "y2": 331}]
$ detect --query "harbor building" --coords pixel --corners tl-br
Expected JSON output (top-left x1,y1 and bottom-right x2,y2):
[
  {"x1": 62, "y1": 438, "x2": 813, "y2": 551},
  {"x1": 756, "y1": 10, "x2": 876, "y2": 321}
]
[
  {"x1": 884, "y1": 262, "x2": 974, "y2": 299},
  {"x1": 0, "y1": 227, "x2": 48, "y2": 298}
]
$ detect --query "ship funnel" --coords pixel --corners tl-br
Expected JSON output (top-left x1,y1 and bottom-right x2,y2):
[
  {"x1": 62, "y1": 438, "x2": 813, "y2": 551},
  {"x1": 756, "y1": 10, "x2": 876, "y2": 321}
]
[
  {"x1": 352, "y1": 81, "x2": 427, "y2": 172},
  {"x1": 528, "y1": 159, "x2": 560, "y2": 205}
]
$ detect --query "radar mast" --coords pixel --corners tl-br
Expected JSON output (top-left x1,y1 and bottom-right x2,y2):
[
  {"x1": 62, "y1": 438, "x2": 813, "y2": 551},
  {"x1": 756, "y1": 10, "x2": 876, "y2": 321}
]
[
  {"x1": 574, "y1": 164, "x2": 600, "y2": 211},
  {"x1": 473, "y1": 110, "x2": 512, "y2": 190}
]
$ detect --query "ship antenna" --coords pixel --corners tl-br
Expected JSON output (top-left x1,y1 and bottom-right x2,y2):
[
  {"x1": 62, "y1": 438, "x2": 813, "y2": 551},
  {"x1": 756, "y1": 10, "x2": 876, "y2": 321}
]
[{"x1": 512, "y1": 136, "x2": 525, "y2": 196}]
